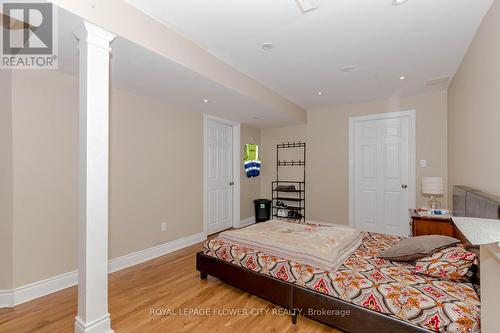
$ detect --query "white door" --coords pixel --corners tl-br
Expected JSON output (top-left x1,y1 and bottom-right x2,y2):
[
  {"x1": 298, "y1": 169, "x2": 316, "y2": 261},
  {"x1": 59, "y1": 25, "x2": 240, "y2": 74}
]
[
  {"x1": 351, "y1": 113, "x2": 413, "y2": 236},
  {"x1": 207, "y1": 119, "x2": 233, "y2": 234}
]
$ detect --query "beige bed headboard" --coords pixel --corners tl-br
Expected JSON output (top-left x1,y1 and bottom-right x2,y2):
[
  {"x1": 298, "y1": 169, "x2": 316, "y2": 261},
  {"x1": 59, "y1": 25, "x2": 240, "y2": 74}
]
[{"x1": 453, "y1": 185, "x2": 500, "y2": 219}]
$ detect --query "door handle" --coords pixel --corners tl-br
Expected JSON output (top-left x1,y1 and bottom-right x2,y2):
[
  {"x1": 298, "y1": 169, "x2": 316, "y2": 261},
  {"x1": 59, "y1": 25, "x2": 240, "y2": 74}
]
[
  {"x1": 402, "y1": 184, "x2": 408, "y2": 189},
  {"x1": 229, "y1": 181, "x2": 235, "y2": 186}
]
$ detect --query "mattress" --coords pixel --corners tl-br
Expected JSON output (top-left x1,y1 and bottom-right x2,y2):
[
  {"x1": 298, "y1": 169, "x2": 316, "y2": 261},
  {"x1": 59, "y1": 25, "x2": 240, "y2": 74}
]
[
  {"x1": 218, "y1": 220, "x2": 363, "y2": 271},
  {"x1": 203, "y1": 229, "x2": 480, "y2": 333}
]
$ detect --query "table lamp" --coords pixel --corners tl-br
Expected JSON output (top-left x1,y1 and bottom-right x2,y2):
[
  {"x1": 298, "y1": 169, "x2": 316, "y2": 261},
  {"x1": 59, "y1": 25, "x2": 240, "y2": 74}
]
[{"x1": 422, "y1": 177, "x2": 444, "y2": 209}]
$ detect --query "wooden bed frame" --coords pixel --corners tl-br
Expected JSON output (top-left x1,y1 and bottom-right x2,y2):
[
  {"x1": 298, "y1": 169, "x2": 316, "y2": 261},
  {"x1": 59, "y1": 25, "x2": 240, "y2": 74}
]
[
  {"x1": 196, "y1": 186, "x2": 498, "y2": 332},
  {"x1": 196, "y1": 252, "x2": 431, "y2": 333}
]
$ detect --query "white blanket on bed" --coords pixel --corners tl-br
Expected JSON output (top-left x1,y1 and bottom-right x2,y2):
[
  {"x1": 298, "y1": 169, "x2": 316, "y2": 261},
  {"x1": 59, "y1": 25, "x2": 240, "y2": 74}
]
[{"x1": 218, "y1": 220, "x2": 363, "y2": 271}]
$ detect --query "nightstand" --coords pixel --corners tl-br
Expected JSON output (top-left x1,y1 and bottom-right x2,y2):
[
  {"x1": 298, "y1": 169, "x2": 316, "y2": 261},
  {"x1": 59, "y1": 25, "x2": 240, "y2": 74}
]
[{"x1": 409, "y1": 209, "x2": 455, "y2": 237}]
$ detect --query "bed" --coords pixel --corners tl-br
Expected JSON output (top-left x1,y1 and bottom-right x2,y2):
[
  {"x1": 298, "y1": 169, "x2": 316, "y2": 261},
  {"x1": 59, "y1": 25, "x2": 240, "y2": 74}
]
[{"x1": 196, "y1": 186, "x2": 499, "y2": 333}]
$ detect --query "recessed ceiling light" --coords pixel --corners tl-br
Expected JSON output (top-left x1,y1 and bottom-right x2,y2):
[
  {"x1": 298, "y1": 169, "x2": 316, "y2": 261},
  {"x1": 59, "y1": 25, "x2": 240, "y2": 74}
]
[
  {"x1": 262, "y1": 42, "x2": 273, "y2": 51},
  {"x1": 399, "y1": 76, "x2": 406, "y2": 80},
  {"x1": 203, "y1": 99, "x2": 209, "y2": 103},
  {"x1": 392, "y1": 0, "x2": 408, "y2": 6},
  {"x1": 341, "y1": 65, "x2": 356, "y2": 72},
  {"x1": 317, "y1": 91, "x2": 324, "y2": 96}
]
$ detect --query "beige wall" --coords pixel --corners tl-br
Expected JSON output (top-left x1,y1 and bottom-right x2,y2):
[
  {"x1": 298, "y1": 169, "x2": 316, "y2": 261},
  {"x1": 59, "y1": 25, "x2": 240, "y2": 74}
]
[
  {"x1": 261, "y1": 91, "x2": 448, "y2": 224},
  {"x1": 7, "y1": 69, "x2": 204, "y2": 287},
  {"x1": 6, "y1": 69, "x2": 259, "y2": 287},
  {"x1": 480, "y1": 244, "x2": 500, "y2": 333},
  {"x1": 11, "y1": 70, "x2": 80, "y2": 287},
  {"x1": 8, "y1": 69, "x2": 202, "y2": 286},
  {"x1": 109, "y1": 89, "x2": 203, "y2": 259},
  {"x1": 448, "y1": 0, "x2": 500, "y2": 199},
  {"x1": 0, "y1": 70, "x2": 13, "y2": 289},
  {"x1": 448, "y1": 2, "x2": 500, "y2": 331},
  {"x1": 239, "y1": 125, "x2": 261, "y2": 220}
]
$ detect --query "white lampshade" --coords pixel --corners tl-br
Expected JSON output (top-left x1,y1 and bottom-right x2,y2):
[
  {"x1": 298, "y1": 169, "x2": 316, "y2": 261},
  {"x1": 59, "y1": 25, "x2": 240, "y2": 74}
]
[{"x1": 422, "y1": 177, "x2": 444, "y2": 195}]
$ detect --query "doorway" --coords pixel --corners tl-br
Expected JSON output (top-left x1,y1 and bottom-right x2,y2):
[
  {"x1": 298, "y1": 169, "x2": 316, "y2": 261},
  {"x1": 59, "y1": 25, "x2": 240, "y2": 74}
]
[
  {"x1": 349, "y1": 111, "x2": 416, "y2": 236},
  {"x1": 203, "y1": 115, "x2": 240, "y2": 235}
]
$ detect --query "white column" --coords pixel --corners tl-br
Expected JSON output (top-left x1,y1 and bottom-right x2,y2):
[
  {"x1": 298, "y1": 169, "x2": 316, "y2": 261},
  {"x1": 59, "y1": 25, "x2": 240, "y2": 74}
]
[{"x1": 73, "y1": 21, "x2": 115, "y2": 333}]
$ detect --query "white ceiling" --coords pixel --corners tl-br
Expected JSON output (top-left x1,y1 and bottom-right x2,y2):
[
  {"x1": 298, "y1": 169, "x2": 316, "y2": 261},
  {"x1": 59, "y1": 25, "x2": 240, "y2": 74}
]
[
  {"x1": 126, "y1": 0, "x2": 493, "y2": 109},
  {"x1": 56, "y1": 8, "x2": 293, "y2": 128}
]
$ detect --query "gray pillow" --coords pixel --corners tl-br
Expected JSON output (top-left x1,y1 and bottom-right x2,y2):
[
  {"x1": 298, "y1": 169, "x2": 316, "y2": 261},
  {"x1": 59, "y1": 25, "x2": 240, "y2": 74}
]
[{"x1": 379, "y1": 235, "x2": 460, "y2": 261}]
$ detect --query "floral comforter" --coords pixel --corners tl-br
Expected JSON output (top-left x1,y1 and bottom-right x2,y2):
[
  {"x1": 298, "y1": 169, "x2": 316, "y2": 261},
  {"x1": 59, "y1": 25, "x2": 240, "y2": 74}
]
[{"x1": 203, "y1": 231, "x2": 480, "y2": 333}]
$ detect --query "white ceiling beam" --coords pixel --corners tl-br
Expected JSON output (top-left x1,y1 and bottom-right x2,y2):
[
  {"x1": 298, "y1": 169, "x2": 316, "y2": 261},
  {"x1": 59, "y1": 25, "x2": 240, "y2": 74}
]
[{"x1": 50, "y1": 0, "x2": 306, "y2": 124}]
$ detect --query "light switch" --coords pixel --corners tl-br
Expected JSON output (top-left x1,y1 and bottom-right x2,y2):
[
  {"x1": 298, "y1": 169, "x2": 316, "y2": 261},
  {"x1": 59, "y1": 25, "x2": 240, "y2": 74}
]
[{"x1": 420, "y1": 160, "x2": 427, "y2": 168}]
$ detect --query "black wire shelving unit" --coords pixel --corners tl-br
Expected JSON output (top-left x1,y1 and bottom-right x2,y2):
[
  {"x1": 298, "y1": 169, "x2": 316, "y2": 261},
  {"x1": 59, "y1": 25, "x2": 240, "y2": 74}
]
[{"x1": 272, "y1": 142, "x2": 306, "y2": 222}]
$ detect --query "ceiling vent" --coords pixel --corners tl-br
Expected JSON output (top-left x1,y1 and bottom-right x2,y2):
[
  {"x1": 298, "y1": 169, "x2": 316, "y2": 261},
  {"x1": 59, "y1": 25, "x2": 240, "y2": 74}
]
[
  {"x1": 425, "y1": 76, "x2": 450, "y2": 86},
  {"x1": 341, "y1": 65, "x2": 356, "y2": 72},
  {"x1": 295, "y1": 0, "x2": 319, "y2": 13}
]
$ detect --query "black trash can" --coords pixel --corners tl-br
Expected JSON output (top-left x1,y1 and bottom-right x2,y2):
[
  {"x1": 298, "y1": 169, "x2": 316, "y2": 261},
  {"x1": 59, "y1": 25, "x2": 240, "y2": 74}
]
[{"x1": 254, "y1": 199, "x2": 271, "y2": 223}]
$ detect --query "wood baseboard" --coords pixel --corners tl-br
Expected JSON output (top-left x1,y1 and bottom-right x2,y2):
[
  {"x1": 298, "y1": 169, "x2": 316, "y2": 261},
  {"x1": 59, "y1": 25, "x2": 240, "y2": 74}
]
[
  {"x1": 0, "y1": 231, "x2": 206, "y2": 308},
  {"x1": 0, "y1": 289, "x2": 13, "y2": 308}
]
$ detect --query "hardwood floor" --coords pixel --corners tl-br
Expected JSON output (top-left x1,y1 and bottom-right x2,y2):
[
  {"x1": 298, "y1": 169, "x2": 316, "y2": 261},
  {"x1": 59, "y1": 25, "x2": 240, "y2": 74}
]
[{"x1": 0, "y1": 242, "x2": 338, "y2": 333}]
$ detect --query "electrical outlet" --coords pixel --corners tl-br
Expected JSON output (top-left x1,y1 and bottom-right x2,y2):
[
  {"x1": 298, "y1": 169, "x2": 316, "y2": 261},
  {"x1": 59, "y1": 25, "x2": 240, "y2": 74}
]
[
  {"x1": 420, "y1": 160, "x2": 427, "y2": 168},
  {"x1": 161, "y1": 222, "x2": 167, "y2": 232}
]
